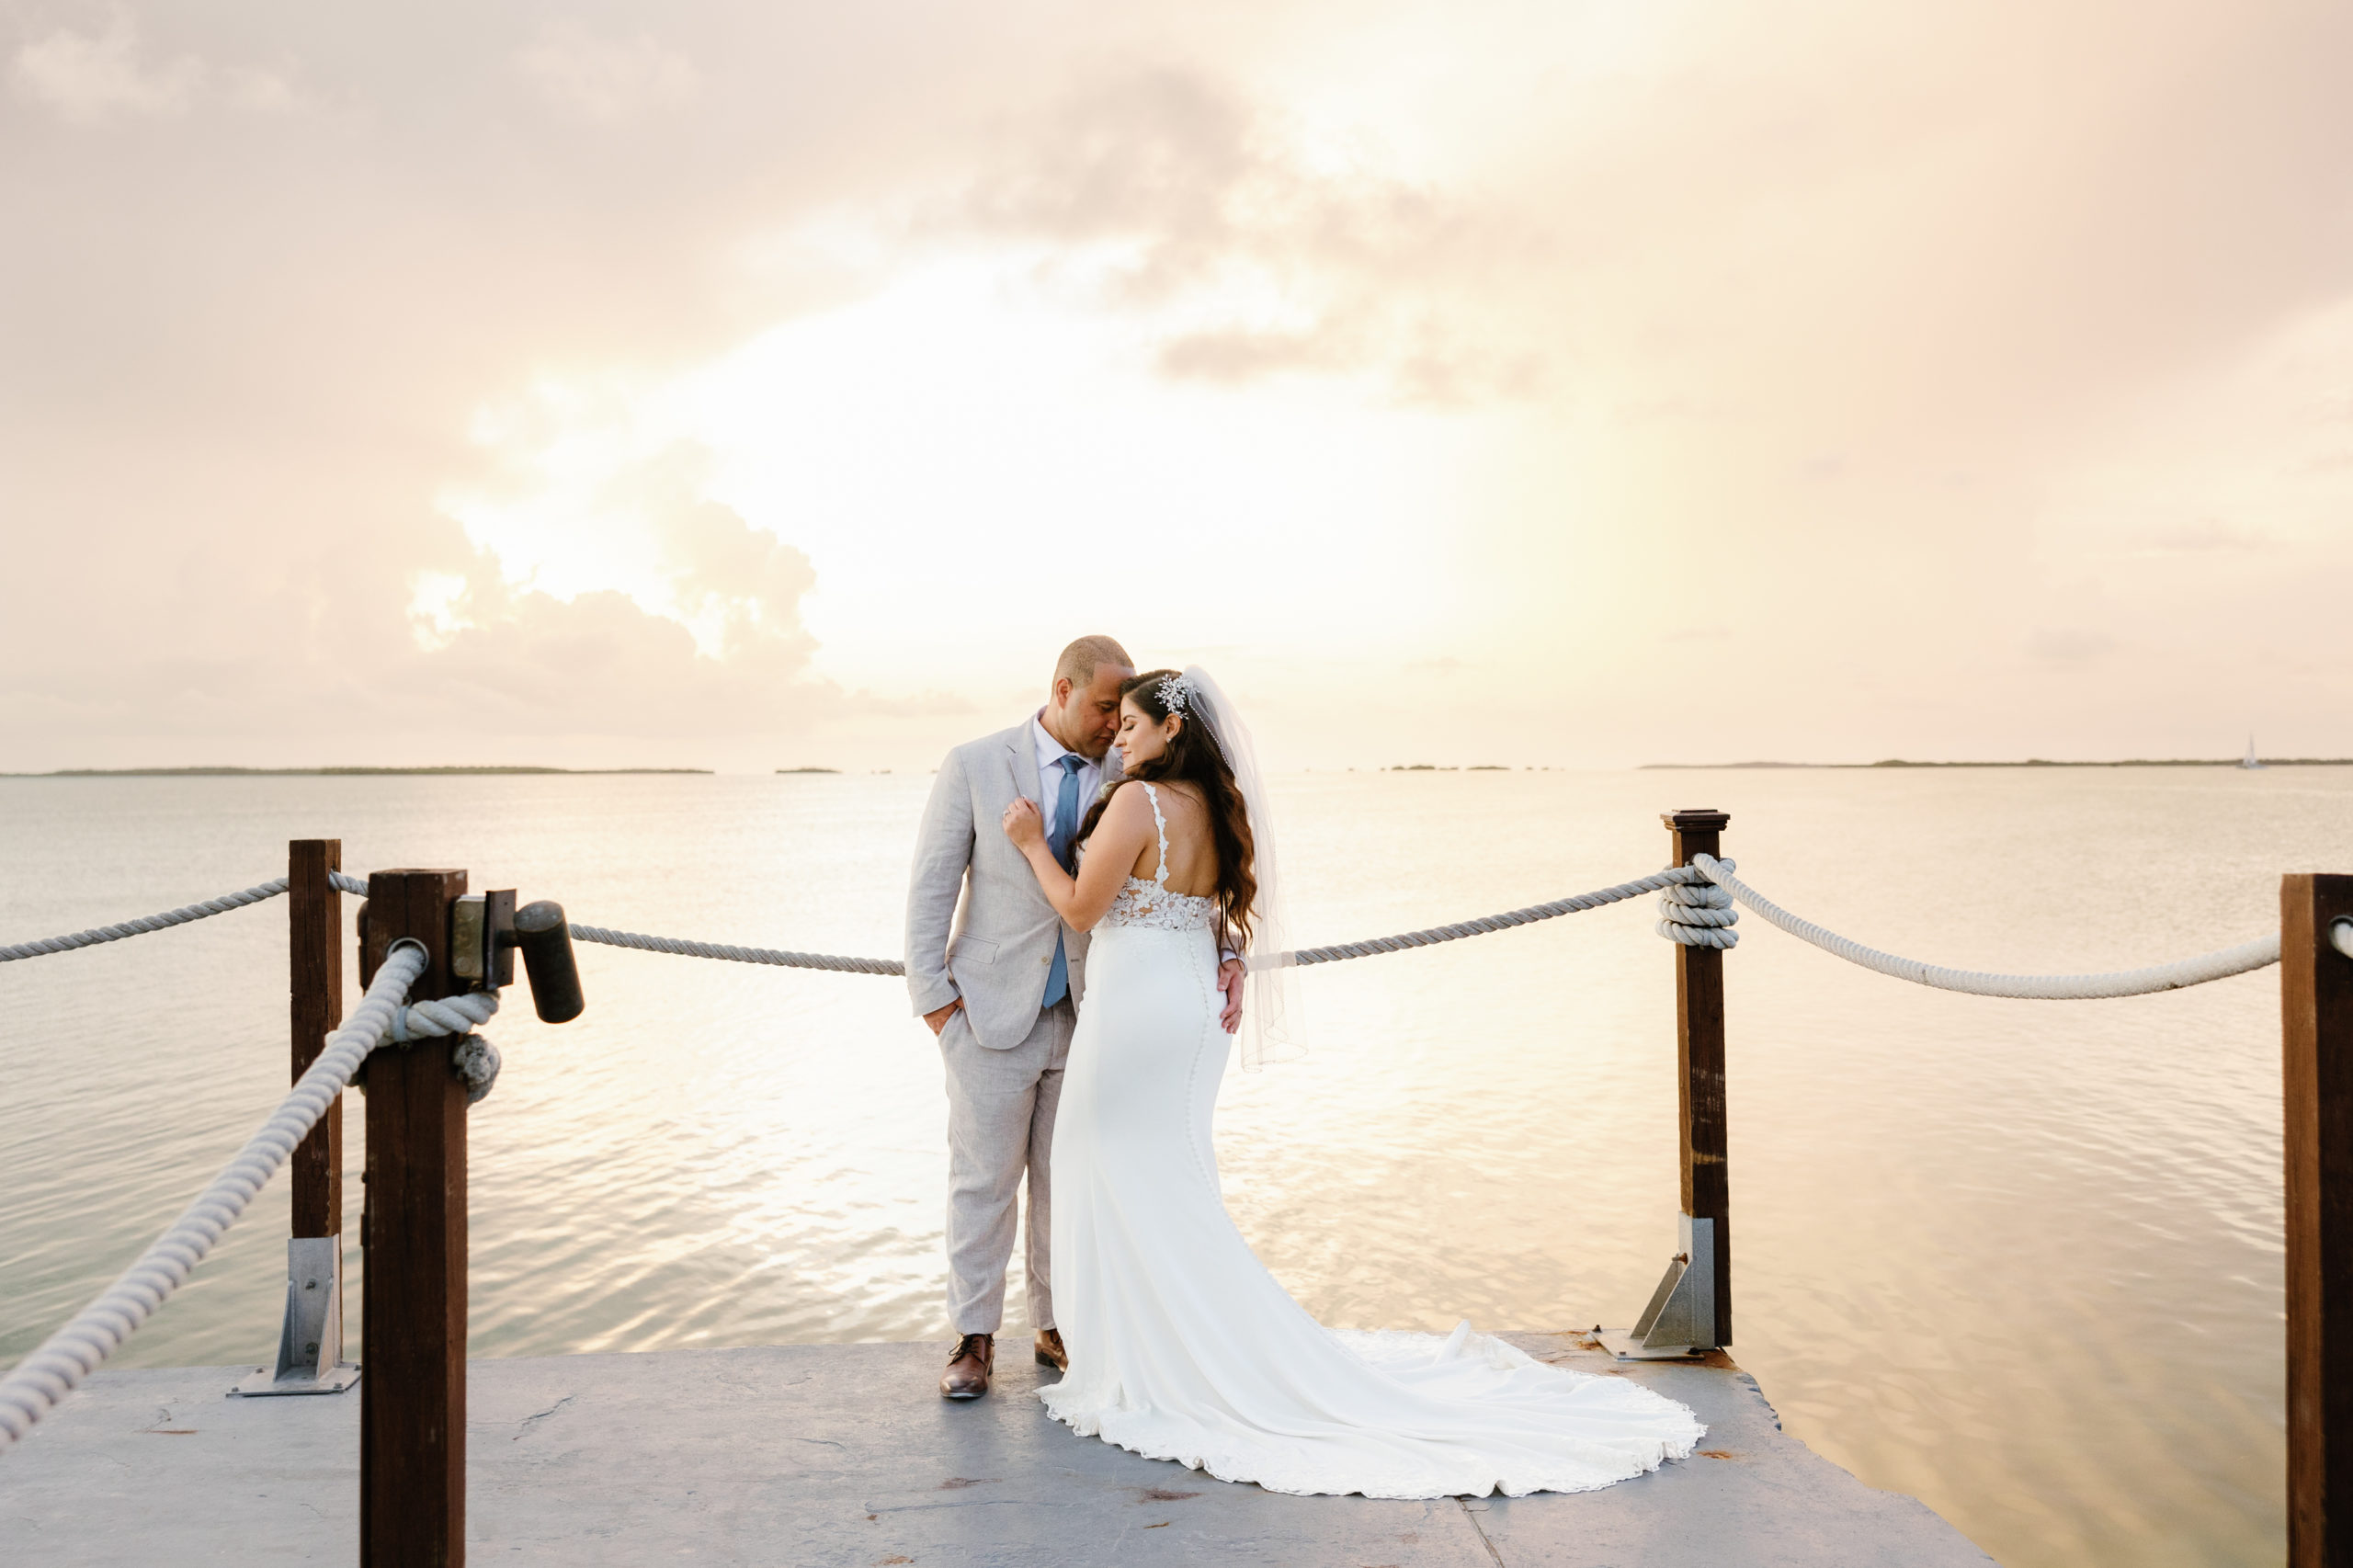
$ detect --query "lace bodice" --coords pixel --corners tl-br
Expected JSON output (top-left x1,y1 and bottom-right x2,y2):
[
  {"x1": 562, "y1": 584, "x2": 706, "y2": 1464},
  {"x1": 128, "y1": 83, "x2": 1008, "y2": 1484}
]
[{"x1": 1101, "y1": 783, "x2": 1219, "y2": 932}]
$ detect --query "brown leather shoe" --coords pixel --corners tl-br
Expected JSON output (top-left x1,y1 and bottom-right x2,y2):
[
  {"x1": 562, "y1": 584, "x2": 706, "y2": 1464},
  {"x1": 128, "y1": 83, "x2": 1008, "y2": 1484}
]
[
  {"x1": 940, "y1": 1333, "x2": 993, "y2": 1400},
  {"x1": 1034, "y1": 1328, "x2": 1067, "y2": 1371}
]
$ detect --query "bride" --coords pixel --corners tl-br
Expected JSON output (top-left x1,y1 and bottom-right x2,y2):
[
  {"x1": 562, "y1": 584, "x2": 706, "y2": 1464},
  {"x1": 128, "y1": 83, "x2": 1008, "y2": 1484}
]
[{"x1": 998, "y1": 665, "x2": 1702, "y2": 1500}]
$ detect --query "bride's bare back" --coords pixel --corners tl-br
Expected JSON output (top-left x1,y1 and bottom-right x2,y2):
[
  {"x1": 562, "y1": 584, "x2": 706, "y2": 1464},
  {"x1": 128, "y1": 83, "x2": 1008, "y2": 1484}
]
[{"x1": 1120, "y1": 779, "x2": 1216, "y2": 897}]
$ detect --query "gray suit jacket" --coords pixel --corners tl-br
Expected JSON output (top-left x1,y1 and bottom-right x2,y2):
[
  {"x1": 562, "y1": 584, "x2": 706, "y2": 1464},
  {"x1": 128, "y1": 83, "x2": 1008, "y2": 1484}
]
[{"x1": 905, "y1": 720, "x2": 1122, "y2": 1051}]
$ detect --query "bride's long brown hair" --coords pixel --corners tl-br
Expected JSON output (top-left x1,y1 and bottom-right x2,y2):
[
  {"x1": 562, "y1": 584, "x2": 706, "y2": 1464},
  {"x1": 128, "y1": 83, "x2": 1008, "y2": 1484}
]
[{"x1": 1075, "y1": 669, "x2": 1260, "y2": 947}]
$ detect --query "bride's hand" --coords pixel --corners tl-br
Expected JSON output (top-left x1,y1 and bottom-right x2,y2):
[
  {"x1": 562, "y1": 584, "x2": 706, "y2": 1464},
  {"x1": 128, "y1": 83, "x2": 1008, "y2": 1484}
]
[{"x1": 1002, "y1": 797, "x2": 1046, "y2": 850}]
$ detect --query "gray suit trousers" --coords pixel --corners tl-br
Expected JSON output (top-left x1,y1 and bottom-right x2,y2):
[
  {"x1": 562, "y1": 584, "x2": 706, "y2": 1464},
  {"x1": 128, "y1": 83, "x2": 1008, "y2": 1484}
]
[{"x1": 940, "y1": 997, "x2": 1073, "y2": 1335}]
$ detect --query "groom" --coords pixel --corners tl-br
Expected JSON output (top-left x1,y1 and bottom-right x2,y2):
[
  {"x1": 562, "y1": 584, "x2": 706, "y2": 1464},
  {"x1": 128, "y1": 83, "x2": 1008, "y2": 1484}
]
[{"x1": 905, "y1": 635, "x2": 1240, "y2": 1400}]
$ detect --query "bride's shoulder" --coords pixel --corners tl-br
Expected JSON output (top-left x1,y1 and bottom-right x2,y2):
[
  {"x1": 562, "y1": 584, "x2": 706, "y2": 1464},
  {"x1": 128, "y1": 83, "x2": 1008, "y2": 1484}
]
[
  {"x1": 1116, "y1": 778, "x2": 1200, "y2": 812},
  {"x1": 1154, "y1": 779, "x2": 1208, "y2": 812},
  {"x1": 1096, "y1": 778, "x2": 1155, "y2": 823}
]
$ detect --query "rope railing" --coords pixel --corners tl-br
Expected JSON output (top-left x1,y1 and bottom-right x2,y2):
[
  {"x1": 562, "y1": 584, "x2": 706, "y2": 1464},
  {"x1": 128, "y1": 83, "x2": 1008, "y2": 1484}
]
[
  {"x1": 0, "y1": 942, "x2": 428, "y2": 1455},
  {"x1": 1690, "y1": 854, "x2": 2281, "y2": 998},
  {"x1": 566, "y1": 866, "x2": 1740, "y2": 973},
  {"x1": 0, "y1": 877, "x2": 301, "y2": 963},
  {"x1": 4, "y1": 866, "x2": 1745, "y2": 977},
  {"x1": 0, "y1": 871, "x2": 369, "y2": 963},
  {"x1": 567, "y1": 924, "x2": 906, "y2": 975},
  {"x1": 4, "y1": 858, "x2": 2319, "y2": 997},
  {"x1": 0, "y1": 944, "x2": 505, "y2": 1455},
  {"x1": 1287, "y1": 865, "x2": 1724, "y2": 964}
]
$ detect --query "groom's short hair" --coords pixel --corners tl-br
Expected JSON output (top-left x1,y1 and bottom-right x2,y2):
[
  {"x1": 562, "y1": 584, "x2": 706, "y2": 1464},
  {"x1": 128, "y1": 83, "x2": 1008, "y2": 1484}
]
[{"x1": 1055, "y1": 635, "x2": 1134, "y2": 687}]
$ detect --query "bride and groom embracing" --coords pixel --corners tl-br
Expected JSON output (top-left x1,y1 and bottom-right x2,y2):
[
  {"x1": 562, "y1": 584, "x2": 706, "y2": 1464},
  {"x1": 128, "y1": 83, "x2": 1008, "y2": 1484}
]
[{"x1": 904, "y1": 636, "x2": 1702, "y2": 1500}]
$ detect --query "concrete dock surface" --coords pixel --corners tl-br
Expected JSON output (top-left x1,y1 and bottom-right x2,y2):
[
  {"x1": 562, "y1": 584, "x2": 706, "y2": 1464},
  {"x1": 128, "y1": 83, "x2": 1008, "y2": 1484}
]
[{"x1": 0, "y1": 1332, "x2": 1993, "y2": 1565}]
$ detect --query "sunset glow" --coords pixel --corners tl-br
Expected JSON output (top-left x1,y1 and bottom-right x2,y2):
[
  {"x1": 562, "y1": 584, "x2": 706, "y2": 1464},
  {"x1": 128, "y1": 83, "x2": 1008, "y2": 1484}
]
[{"x1": 3, "y1": 1, "x2": 2347, "y2": 770}]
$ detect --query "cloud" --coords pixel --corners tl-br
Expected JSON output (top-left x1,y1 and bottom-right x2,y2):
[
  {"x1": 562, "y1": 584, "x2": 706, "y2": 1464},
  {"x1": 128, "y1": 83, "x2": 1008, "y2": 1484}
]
[
  {"x1": 2027, "y1": 627, "x2": 2117, "y2": 665},
  {"x1": 2140, "y1": 518, "x2": 2279, "y2": 553},
  {"x1": 945, "y1": 66, "x2": 1532, "y2": 401},
  {"x1": 215, "y1": 62, "x2": 301, "y2": 114},
  {"x1": 545, "y1": 442, "x2": 818, "y2": 661},
  {"x1": 415, "y1": 443, "x2": 822, "y2": 732},
  {"x1": 6, "y1": 0, "x2": 2353, "y2": 770},
  {"x1": 516, "y1": 24, "x2": 698, "y2": 122},
  {"x1": 10, "y1": 8, "x2": 200, "y2": 120},
  {"x1": 9, "y1": 7, "x2": 300, "y2": 123},
  {"x1": 662, "y1": 497, "x2": 818, "y2": 658},
  {"x1": 402, "y1": 585, "x2": 825, "y2": 738},
  {"x1": 855, "y1": 688, "x2": 981, "y2": 720},
  {"x1": 1154, "y1": 324, "x2": 1352, "y2": 382}
]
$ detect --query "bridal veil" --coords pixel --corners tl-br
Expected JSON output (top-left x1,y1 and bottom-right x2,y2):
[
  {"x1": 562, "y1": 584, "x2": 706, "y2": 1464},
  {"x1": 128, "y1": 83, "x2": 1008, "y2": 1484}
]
[{"x1": 1176, "y1": 665, "x2": 1303, "y2": 1070}]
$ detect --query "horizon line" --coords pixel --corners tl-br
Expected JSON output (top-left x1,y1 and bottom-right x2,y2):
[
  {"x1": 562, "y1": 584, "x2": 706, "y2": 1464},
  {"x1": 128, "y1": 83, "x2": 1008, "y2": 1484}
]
[
  {"x1": 1640, "y1": 756, "x2": 2353, "y2": 769},
  {"x1": 0, "y1": 766, "x2": 717, "y2": 778},
  {"x1": 6, "y1": 756, "x2": 2349, "y2": 778}
]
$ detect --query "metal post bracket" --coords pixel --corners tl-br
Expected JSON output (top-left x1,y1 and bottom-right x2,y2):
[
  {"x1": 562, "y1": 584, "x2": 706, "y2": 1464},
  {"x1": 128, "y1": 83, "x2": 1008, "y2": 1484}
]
[
  {"x1": 233, "y1": 1236, "x2": 359, "y2": 1396},
  {"x1": 1598, "y1": 1214, "x2": 1719, "y2": 1360}
]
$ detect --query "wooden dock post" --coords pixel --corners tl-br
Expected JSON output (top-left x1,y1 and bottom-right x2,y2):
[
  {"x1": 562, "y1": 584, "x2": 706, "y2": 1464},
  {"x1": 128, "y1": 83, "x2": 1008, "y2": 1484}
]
[
  {"x1": 2285, "y1": 873, "x2": 2353, "y2": 1568},
  {"x1": 359, "y1": 868, "x2": 470, "y2": 1568},
  {"x1": 290, "y1": 840, "x2": 346, "y2": 1312},
  {"x1": 235, "y1": 839, "x2": 363, "y2": 1398},
  {"x1": 1601, "y1": 808, "x2": 1737, "y2": 1360},
  {"x1": 1666, "y1": 809, "x2": 1733, "y2": 1349},
  {"x1": 290, "y1": 841, "x2": 346, "y2": 1240}
]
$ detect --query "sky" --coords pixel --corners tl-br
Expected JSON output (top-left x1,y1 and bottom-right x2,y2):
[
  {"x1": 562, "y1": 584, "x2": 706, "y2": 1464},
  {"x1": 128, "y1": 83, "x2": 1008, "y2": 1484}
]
[{"x1": 2, "y1": 0, "x2": 2348, "y2": 772}]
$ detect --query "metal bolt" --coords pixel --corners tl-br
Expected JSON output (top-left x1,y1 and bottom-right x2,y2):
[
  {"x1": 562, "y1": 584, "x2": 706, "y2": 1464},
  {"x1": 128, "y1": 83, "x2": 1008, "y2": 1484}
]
[{"x1": 304, "y1": 1342, "x2": 318, "y2": 1355}]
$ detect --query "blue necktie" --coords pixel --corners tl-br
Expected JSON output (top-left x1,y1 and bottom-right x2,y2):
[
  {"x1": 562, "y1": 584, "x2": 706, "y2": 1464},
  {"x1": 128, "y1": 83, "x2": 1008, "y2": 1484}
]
[{"x1": 1040, "y1": 755, "x2": 1084, "y2": 1007}]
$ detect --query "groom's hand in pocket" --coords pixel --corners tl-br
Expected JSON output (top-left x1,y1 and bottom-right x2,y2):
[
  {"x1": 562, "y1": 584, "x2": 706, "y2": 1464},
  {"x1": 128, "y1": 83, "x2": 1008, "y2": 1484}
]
[
  {"x1": 925, "y1": 998, "x2": 963, "y2": 1036},
  {"x1": 1217, "y1": 959, "x2": 1245, "y2": 1033}
]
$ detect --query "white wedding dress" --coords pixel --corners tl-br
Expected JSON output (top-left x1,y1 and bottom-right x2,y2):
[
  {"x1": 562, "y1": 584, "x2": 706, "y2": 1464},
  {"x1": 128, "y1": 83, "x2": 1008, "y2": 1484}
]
[{"x1": 1040, "y1": 784, "x2": 1704, "y2": 1499}]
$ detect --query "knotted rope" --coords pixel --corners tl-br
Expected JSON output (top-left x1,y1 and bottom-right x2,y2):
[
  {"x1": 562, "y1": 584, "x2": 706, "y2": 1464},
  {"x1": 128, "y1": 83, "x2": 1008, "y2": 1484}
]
[
  {"x1": 382, "y1": 991, "x2": 503, "y2": 1105},
  {"x1": 0, "y1": 942, "x2": 430, "y2": 1455},
  {"x1": 1655, "y1": 861, "x2": 1738, "y2": 949},
  {"x1": 1690, "y1": 854, "x2": 2280, "y2": 998}
]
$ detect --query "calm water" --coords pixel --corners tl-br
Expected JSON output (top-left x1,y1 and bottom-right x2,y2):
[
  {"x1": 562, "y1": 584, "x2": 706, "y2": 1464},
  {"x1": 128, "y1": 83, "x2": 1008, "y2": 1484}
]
[{"x1": 3, "y1": 767, "x2": 2342, "y2": 1564}]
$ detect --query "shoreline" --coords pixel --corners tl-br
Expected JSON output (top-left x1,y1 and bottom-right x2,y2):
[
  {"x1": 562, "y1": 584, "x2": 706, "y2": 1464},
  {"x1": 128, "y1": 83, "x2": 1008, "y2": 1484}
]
[
  {"x1": 1641, "y1": 756, "x2": 2353, "y2": 770},
  {"x1": 6, "y1": 759, "x2": 2347, "y2": 778},
  {"x1": 1, "y1": 766, "x2": 714, "y2": 778}
]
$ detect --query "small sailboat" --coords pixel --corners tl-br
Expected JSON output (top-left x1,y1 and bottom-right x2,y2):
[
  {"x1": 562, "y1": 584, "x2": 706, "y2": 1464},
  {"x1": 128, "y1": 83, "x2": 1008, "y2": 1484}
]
[{"x1": 2242, "y1": 735, "x2": 2265, "y2": 770}]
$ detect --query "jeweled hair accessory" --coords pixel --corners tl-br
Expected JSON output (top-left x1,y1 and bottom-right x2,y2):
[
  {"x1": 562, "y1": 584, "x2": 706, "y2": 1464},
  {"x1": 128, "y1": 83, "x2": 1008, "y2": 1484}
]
[{"x1": 1154, "y1": 672, "x2": 1195, "y2": 715}]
